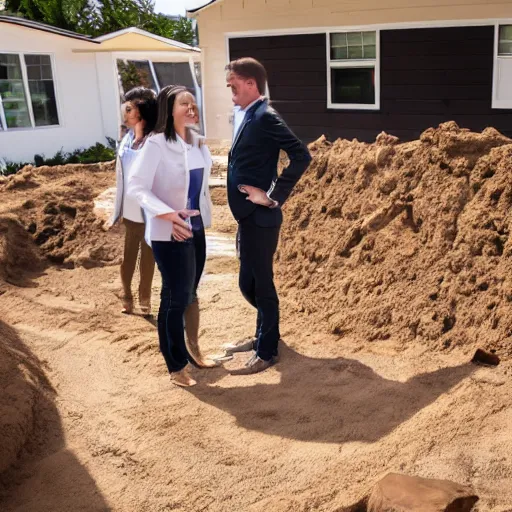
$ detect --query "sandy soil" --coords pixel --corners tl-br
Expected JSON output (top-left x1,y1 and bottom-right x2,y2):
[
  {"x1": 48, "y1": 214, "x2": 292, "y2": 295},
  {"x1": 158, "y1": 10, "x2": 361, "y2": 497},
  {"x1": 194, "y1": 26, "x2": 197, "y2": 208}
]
[{"x1": 0, "y1": 139, "x2": 511, "y2": 511}]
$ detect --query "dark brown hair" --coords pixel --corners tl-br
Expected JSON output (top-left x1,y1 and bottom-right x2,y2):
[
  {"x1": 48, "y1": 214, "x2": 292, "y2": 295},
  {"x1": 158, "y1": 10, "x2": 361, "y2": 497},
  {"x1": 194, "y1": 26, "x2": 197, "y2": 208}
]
[
  {"x1": 122, "y1": 87, "x2": 157, "y2": 136},
  {"x1": 153, "y1": 85, "x2": 192, "y2": 141},
  {"x1": 225, "y1": 57, "x2": 267, "y2": 95}
]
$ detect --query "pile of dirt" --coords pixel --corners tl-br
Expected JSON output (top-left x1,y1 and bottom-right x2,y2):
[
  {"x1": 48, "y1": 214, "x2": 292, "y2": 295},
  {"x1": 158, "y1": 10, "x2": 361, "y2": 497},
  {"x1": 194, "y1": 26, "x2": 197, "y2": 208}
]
[
  {"x1": 0, "y1": 162, "x2": 122, "y2": 271},
  {"x1": 0, "y1": 214, "x2": 44, "y2": 286},
  {"x1": 277, "y1": 122, "x2": 512, "y2": 357}
]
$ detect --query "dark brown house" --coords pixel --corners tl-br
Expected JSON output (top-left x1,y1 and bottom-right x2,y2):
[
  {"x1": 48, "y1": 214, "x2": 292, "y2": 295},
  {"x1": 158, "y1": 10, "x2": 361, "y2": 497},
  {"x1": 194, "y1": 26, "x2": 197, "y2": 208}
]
[{"x1": 190, "y1": 0, "x2": 512, "y2": 143}]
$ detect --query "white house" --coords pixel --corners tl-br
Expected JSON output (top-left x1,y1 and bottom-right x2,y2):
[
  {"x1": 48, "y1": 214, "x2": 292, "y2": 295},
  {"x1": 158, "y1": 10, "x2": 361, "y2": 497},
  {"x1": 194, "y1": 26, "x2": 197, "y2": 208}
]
[{"x1": 0, "y1": 16, "x2": 201, "y2": 163}]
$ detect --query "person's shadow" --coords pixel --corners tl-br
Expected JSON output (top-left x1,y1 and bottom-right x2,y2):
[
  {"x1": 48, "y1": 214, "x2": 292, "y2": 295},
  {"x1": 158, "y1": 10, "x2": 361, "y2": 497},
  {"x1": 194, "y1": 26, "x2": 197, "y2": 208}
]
[
  {"x1": 189, "y1": 341, "x2": 474, "y2": 443},
  {"x1": 0, "y1": 319, "x2": 110, "y2": 511}
]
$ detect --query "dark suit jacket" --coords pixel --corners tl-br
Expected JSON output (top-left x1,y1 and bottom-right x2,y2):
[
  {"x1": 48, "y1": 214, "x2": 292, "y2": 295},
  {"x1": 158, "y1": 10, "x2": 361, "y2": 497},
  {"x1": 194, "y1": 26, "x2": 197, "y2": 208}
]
[{"x1": 227, "y1": 98, "x2": 312, "y2": 227}]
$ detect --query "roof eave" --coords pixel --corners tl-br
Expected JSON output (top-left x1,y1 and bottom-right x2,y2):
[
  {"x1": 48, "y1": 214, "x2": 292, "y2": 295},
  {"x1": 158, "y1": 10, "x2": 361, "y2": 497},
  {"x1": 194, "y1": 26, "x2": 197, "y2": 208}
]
[
  {"x1": 187, "y1": 0, "x2": 223, "y2": 17},
  {"x1": 0, "y1": 15, "x2": 98, "y2": 43},
  {"x1": 93, "y1": 27, "x2": 200, "y2": 52}
]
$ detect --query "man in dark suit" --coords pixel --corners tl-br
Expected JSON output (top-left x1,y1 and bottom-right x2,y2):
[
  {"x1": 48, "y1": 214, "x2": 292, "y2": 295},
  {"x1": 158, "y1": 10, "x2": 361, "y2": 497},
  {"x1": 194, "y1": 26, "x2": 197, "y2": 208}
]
[{"x1": 224, "y1": 57, "x2": 312, "y2": 375}]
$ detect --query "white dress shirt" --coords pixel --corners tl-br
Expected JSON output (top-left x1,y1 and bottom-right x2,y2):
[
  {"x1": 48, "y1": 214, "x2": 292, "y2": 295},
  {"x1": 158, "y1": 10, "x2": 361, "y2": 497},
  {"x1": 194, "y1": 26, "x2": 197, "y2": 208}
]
[{"x1": 232, "y1": 97, "x2": 263, "y2": 142}]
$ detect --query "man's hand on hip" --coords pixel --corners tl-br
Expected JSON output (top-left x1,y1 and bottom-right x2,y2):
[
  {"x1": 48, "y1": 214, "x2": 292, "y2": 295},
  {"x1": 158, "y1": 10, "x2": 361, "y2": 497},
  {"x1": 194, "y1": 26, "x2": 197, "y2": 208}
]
[{"x1": 239, "y1": 185, "x2": 278, "y2": 208}]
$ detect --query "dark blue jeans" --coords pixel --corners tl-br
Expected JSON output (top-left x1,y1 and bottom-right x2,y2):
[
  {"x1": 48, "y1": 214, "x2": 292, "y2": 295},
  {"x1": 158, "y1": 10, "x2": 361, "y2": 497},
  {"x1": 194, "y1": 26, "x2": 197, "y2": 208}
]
[
  {"x1": 238, "y1": 216, "x2": 280, "y2": 361},
  {"x1": 152, "y1": 228, "x2": 206, "y2": 373}
]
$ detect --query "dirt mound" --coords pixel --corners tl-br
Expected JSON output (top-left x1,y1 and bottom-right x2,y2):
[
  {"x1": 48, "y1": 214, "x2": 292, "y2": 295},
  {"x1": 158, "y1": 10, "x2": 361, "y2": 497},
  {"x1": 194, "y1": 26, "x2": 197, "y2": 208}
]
[
  {"x1": 0, "y1": 162, "x2": 122, "y2": 270},
  {"x1": 0, "y1": 215, "x2": 43, "y2": 286},
  {"x1": 277, "y1": 122, "x2": 512, "y2": 357}
]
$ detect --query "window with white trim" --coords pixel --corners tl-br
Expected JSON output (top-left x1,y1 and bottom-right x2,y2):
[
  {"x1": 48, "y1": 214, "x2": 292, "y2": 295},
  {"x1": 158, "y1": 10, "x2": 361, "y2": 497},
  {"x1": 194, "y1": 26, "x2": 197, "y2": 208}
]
[
  {"x1": 328, "y1": 31, "x2": 379, "y2": 110},
  {"x1": 493, "y1": 25, "x2": 512, "y2": 109},
  {"x1": 0, "y1": 53, "x2": 59, "y2": 131}
]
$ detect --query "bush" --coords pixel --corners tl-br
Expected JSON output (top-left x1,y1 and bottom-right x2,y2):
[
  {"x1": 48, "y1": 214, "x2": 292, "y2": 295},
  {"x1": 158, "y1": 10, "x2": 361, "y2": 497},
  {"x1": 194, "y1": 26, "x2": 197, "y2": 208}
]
[{"x1": 1, "y1": 142, "x2": 116, "y2": 176}]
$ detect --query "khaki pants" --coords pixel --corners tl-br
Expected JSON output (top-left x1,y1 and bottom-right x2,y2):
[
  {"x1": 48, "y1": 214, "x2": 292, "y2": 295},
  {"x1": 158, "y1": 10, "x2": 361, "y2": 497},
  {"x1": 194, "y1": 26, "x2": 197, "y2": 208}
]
[{"x1": 120, "y1": 219, "x2": 155, "y2": 303}]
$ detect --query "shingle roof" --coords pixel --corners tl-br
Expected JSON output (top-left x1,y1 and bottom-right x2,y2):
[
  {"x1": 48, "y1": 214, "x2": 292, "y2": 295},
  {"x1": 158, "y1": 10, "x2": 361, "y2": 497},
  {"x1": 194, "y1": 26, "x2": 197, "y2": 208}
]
[{"x1": 0, "y1": 15, "x2": 99, "y2": 43}]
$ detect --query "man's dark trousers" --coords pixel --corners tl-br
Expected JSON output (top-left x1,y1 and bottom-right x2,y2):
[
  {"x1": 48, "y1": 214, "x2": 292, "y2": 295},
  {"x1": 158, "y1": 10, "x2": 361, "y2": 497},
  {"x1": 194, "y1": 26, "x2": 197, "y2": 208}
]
[{"x1": 238, "y1": 212, "x2": 280, "y2": 361}]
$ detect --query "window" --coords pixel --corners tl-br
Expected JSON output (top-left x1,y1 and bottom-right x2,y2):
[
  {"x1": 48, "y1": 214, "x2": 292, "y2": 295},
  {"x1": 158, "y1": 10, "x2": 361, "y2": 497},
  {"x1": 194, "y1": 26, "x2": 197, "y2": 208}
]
[
  {"x1": 327, "y1": 31, "x2": 379, "y2": 110},
  {"x1": 117, "y1": 59, "x2": 196, "y2": 95},
  {"x1": 0, "y1": 53, "x2": 59, "y2": 131},
  {"x1": 0, "y1": 54, "x2": 31, "y2": 130},
  {"x1": 493, "y1": 25, "x2": 512, "y2": 109},
  {"x1": 25, "y1": 55, "x2": 59, "y2": 127},
  {"x1": 498, "y1": 25, "x2": 512, "y2": 55},
  {"x1": 153, "y1": 62, "x2": 195, "y2": 91}
]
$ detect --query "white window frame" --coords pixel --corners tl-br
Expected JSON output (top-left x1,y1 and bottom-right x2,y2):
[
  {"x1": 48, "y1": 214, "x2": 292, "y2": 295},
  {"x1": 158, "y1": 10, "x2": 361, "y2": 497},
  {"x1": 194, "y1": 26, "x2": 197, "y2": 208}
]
[
  {"x1": 492, "y1": 22, "x2": 512, "y2": 109},
  {"x1": 0, "y1": 51, "x2": 61, "y2": 132},
  {"x1": 326, "y1": 29, "x2": 380, "y2": 111}
]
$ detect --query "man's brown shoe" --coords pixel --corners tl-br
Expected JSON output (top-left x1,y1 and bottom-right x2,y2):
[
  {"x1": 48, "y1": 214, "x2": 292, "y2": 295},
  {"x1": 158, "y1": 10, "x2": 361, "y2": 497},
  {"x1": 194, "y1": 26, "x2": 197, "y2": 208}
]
[{"x1": 230, "y1": 356, "x2": 273, "y2": 375}]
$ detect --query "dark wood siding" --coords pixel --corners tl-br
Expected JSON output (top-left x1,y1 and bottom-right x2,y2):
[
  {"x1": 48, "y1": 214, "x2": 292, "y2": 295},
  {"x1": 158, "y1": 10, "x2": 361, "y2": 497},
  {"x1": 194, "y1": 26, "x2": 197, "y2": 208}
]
[{"x1": 229, "y1": 27, "x2": 512, "y2": 142}]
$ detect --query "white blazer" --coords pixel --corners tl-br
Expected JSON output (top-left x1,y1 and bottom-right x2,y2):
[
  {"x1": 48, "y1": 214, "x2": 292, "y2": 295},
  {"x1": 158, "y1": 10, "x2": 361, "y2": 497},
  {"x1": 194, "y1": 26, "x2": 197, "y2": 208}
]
[
  {"x1": 127, "y1": 133, "x2": 213, "y2": 243},
  {"x1": 111, "y1": 130, "x2": 144, "y2": 225}
]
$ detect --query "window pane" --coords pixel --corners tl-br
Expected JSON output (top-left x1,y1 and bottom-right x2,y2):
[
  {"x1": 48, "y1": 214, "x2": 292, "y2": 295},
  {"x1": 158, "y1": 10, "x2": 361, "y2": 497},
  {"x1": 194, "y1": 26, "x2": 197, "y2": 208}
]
[
  {"x1": 331, "y1": 32, "x2": 376, "y2": 61},
  {"x1": 0, "y1": 54, "x2": 22, "y2": 80},
  {"x1": 42, "y1": 65, "x2": 53, "y2": 80},
  {"x1": 499, "y1": 41, "x2": 512, "y2": 55},
  {"x1": 0, "y1": 80, "x2": 31, "y2": 129},
  {"x1": 0, "y1": 54, "x2": 31, "y2": 129},
  {"x1": 153, "y1": 62, "x2": 195, "y2": 90},
  {"x1": 331, "y1": 46, "x2": 348, "y2": 60},
  {"x1": 28, "y1": 80, "x2": 59, "y2": 127},
  {"x1": 348, "y1": 46, "x2": 363, "y2": 59},
  {"x1": 26, "y1": 65, "x2": 42, "y2": 80},
  {"x1": 364, "y1": 44, "x2": 377, "y2": 59},
  {"x1": 363, "y1": 31, "x2": 376, "y2": 45},
  {"x1": 117, "y1": 60, "x2": 156, "y2": 93},
  {"x1": 347, "y1": 32, "x2": 362, "y2": 46},
  {"x1": 25, "y1": 54, "x2": 59, "y2": 127},
  {"x1": 499, "y1": 25, "x2": 512, "y2": 41},
  {"x1": 24, "y1": 55, "x2": 38, "y2": 66},
  {"x1": 331, "y1": 33, "x2": 347, "y2": 47},
  {"x1": 331, "y1": 67, "x2": 375, "y2": 105}
]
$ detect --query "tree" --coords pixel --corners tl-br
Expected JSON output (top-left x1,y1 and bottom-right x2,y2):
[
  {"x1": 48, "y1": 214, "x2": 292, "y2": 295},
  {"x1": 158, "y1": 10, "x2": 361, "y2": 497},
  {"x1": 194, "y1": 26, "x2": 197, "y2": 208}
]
[{"x1": 4, "y1": 0, "x2": 195, "y2": 45}]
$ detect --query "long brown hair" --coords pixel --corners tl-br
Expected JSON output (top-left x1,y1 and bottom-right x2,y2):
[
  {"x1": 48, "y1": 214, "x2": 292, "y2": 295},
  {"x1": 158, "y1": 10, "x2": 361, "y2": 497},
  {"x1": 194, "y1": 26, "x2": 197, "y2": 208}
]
[
  {"x1": 153, "y1": 85, "x2": 190, "y2": 141},
  {"x1": 122, "y1": 87, "x2": 157, "y2": 136}
]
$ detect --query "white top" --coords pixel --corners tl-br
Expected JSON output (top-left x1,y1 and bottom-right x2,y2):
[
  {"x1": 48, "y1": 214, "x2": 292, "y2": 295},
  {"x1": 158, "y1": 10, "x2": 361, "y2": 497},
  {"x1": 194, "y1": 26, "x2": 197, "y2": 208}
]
[
  {"x1": 186, "y1": 143, "x2": 205, "y2": 170},
  {"x1": 111, "y1": 131, "x2": 145, "y2": 224},
  {"x1": 232, "y1": 97, "x2": 263, "y2": 142},
  {"x1": 127, "y1": 133, "x2": 213, "y2": 244}
]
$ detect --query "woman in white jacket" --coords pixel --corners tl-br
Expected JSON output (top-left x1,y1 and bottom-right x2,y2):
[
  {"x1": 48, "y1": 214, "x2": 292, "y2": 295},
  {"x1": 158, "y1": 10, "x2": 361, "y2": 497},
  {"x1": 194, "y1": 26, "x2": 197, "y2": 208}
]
[
  {"x1": 128, "y1": 85, "x2": 216, "y2": 387},
  {"x1": 110, "y1": 87, "x2": 157, "y2": 316}
]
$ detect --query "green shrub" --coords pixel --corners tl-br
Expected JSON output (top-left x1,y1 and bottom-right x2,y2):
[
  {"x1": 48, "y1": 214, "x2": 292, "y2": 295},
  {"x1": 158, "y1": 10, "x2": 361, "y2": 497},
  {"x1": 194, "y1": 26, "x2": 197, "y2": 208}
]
[{"x1": 1, "y1": 142, "x2": 116, "y2": 176}]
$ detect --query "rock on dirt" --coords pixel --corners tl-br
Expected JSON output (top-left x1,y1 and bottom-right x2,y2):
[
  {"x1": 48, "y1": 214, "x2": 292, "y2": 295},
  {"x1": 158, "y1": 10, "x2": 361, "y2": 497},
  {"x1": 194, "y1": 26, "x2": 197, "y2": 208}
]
[{"x1": 344, "y1": 473, "x2": 478, "y2": 512}]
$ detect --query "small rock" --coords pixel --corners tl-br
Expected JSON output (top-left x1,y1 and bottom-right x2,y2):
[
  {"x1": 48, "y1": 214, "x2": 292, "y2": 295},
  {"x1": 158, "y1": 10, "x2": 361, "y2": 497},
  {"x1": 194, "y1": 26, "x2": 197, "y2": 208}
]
[
  {"x1": 471, "y1": 348, "x2": 500, "y2": 367},
  {"x1": 344, "y1": 473, "x2": 478, "y2": 512}
]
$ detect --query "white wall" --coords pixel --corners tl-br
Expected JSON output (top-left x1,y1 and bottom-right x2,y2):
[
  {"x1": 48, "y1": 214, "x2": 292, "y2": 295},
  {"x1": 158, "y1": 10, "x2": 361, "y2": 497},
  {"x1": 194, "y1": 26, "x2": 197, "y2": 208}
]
[
  {"x1": 0, "y1": 24, "x2": 106, "y2": 162},
  {"x1": 95, "y1": 52, "x2": 121, "y2": 143}
]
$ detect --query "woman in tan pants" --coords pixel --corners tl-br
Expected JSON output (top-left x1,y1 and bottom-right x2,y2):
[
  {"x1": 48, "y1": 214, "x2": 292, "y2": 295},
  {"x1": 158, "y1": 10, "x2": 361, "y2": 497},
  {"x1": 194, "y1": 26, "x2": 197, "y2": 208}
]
[{"x1": 110, "y1": 87, "x2": 158, "y2": 316}]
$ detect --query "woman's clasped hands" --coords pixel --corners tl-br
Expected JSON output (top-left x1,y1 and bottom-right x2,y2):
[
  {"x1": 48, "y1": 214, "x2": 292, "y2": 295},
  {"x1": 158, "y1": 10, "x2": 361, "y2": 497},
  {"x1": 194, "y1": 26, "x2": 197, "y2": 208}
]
[{"x1": 157, "y1": 209, "x2": 200, "y2": 241}]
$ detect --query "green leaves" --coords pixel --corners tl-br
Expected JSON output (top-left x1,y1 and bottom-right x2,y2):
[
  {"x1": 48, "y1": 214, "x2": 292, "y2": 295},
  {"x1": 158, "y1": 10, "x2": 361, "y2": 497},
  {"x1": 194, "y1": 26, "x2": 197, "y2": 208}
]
[{"x1": 4, "y1": 0, "x2": 195, "y2": 45}]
